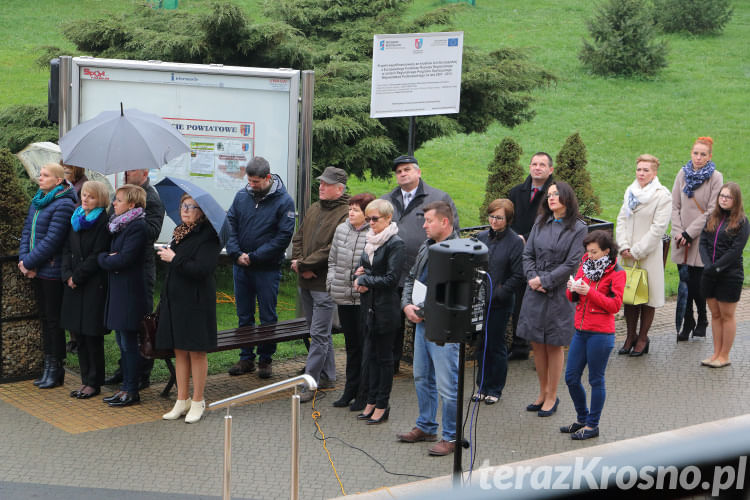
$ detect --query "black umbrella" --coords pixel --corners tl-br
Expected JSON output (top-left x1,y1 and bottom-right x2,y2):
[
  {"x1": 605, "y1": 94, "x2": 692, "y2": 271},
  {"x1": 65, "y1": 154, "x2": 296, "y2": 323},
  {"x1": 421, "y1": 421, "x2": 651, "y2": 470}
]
[{"x1": 675, "y1": 247, "x2": 690, "y2": 338}]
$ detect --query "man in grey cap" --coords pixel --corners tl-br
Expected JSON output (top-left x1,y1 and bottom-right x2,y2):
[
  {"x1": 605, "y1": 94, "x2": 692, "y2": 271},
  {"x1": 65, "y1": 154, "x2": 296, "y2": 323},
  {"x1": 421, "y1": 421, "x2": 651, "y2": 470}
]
[
  {"x1": 292, "y1": 166, "x2": 350, "y2": 402},
  {"x1": 383, "y1": 155, "x2": 459, "y2": 371}
]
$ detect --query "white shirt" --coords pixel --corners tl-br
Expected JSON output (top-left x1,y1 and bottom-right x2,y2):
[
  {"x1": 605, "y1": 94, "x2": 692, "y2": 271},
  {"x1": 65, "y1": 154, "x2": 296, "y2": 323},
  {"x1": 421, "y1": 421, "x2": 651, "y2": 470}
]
[{"x1": 401, "y1": 188, "x2": 417, "y2": 209}]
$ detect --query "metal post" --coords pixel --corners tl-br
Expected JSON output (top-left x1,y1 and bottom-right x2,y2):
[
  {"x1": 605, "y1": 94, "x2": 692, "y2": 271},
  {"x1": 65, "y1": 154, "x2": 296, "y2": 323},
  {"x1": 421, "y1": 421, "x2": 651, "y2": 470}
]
[
  {"x1": 58, "y1": 56, "x2": 73, "y2": 139},
  {"x1": 298, "y1": 70, "x2": 314, "y2": 222},
  {"x1": 453, "y1": 342, "x2": 466, "y2": 486},
  {"x1": 222, "y1": 414, "x2": 233, "y2": 500},
  {"x1": 290, "y1": 394, "x2": 301, "y2": 500},
  {"x1": 407, "y1": 116, "x2": 416, "y2": 155}
]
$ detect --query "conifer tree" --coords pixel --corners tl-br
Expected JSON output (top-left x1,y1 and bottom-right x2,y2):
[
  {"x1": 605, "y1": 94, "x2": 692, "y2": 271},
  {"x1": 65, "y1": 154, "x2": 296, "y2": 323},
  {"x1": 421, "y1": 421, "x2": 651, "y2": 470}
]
[
  {"x1": 579, "y1": 0, "x2": 668, "y2": 77},
  {"x1": 480, "y1": 137, "x2": 524, "y2": 220},
  {"x1": 554, "y1": 133, "x2": 600, "y2": 217},
  {"x1": 0, "y1": 148, "x2": 31, "y2": 256},
  {"x1": 653, "y1": 0, "x2": 733, "y2": 35}
]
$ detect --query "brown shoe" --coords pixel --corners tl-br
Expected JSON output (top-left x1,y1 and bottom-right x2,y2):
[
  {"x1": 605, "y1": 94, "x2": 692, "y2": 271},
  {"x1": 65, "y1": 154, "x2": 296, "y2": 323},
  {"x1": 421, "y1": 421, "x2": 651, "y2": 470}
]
[
  {"x1": 258, "y1": 361, "x2": 272, "y2": 379},
  {"x1": 397, "y1": 427, "x2": 438, "y2": 443},
  {"x1": 228, "y1": 359, "x2": 256, "y2": 376},
  {"x1": 428, "y1": 440, "x2": 455, "y2": 456}
]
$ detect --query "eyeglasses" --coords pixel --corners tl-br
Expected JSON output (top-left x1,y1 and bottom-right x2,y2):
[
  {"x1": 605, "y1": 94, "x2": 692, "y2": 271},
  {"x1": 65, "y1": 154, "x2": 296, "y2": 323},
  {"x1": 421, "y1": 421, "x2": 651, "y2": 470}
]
[
  {"x1": 719, "y1": 194, "x2": 733, "y2": 200},
  {"x1": 547, "y1": 192, "x2": 560, "y2": 198},
  {"x1": 488, "y1": 215, "x2": 505, "y2": 222},
  {"x1": 181, "y1": 203, "x2": 200, "y2": 211},
  {"x1": 365, "y1": 216, "x2": 381, "y2": 223}
]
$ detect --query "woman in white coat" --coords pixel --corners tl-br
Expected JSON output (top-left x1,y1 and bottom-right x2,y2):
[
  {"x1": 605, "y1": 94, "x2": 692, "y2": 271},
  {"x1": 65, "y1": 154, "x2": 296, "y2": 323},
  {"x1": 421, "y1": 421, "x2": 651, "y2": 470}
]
[{"x1": 615, "y1": 154, "x2": 672, "y2": 356}]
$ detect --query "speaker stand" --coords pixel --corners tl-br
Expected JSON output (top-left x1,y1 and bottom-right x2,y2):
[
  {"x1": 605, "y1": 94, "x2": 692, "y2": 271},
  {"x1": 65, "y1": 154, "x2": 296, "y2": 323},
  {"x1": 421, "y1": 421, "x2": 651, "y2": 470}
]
[{"x1": 453, "y1": 341, "x2": 466, "y2": 486}]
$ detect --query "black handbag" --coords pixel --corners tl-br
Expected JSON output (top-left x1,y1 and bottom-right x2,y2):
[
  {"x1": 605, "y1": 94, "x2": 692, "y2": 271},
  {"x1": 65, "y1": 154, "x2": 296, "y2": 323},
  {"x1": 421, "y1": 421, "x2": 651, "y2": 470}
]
[{"x1": 138, "y1": 306, "x2": 173, "y2": 359}]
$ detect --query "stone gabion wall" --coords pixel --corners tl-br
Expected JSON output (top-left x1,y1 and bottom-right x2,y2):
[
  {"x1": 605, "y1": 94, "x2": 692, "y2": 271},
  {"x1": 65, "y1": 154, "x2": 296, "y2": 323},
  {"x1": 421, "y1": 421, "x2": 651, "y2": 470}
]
[{"x1": 1, "y1": 259, "x2": 42, "y2": 381}]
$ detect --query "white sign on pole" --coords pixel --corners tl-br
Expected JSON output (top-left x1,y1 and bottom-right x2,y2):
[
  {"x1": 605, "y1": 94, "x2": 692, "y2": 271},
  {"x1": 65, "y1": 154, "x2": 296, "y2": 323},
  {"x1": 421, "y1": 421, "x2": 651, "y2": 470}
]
[{"x1": 370, "y1": 32, "x2": 463, "y2": 119}]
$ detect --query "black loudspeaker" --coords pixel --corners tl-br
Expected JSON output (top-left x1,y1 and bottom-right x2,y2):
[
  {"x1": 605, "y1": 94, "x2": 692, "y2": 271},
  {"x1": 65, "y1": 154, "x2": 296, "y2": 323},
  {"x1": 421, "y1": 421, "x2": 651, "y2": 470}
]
[
  {"x1": 48, "y1": 58, "x2": 60, "y2": 124},
  {"x1": 424, "y1": 238, "x2": 488, "y2": 344}
]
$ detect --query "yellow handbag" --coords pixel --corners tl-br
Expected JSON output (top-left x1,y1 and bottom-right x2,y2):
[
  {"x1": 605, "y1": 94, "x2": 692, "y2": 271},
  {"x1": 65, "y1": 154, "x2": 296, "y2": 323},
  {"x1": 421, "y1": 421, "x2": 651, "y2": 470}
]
[{"x1": 623, "y1": 261, "x2": 648, "y2": 305}]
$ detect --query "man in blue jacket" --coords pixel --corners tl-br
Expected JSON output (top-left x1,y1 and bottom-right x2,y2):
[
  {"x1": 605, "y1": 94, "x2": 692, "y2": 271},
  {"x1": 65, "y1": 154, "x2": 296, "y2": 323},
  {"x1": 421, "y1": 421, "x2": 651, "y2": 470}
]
[{"x1": 226, "y1": 157, "x2": 296, "y2": 379}]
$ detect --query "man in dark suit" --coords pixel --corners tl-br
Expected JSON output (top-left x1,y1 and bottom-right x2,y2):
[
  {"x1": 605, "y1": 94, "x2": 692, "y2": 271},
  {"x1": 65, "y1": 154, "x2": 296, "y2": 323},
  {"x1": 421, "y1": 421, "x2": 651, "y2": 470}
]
[{"x1": 506, "y1": 152, "x2": 554, "y2": 360}]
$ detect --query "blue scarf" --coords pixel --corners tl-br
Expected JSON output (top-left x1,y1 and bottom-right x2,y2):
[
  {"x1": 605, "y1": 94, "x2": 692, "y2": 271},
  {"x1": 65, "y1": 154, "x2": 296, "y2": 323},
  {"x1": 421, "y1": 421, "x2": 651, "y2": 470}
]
[
  {"x1": 31, "y1": 185, "x2": 65, "y2": 209},
  {"x1": 71, "y1": 206, "x2": 104, "y2": 232},
  {"x1": 682, "y1": 161, "x2": 716, "y2": 198}
]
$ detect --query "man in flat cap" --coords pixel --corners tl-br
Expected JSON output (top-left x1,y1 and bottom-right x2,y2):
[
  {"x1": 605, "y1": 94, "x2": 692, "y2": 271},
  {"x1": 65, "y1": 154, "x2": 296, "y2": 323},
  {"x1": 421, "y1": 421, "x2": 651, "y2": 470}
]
[
  {"x1": 292, "y1": 166, "x2": 350, "y2": 402},
  {"x1": 383, "y1": 155, "x2": 459, "y2": 372}
]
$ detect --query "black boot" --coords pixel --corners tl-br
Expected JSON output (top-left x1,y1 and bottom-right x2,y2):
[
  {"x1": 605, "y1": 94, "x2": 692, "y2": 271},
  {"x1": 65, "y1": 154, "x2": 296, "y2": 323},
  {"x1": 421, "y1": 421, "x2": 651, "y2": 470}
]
[
  {"x1": 39, "y1": 358, "x2": 65, "y2": 389},
  {"x1": 677, "y1": 316, "x2": 695, "y2": 342},
  {"x1": 33, "y1": 356, "x2": 51, "y2": 386},
  {"x1": 693, "y1": 317, "x2": 708, "y2": 338}
]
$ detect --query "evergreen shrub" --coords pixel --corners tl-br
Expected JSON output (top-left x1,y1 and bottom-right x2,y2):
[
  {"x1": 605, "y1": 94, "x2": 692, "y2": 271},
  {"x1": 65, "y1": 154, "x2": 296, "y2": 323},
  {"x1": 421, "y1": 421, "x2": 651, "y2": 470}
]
[
  {"x1": 479, "y1": 137, "x2": 524, "y2": 220},
  {"x1": 653, "y1": 0, "x2": 733, "y2": 35}
]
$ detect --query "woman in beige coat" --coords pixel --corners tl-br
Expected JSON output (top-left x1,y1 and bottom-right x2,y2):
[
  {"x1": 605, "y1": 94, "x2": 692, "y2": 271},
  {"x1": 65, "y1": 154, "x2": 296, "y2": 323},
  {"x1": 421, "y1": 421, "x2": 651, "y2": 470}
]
[
  {"x1": 671, "y1": 137, "x2": 723, "y2": 340},
  {"x1": 616, "y1": 155, "x2": 672, "y2": 356}
]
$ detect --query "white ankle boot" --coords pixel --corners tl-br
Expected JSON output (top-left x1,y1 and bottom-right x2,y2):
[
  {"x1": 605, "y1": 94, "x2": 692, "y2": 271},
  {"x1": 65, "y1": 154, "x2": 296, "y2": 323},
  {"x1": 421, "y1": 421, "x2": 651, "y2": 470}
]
[
  {"x1": 185, "y1": 400, "x2": 205, "y2": 424},
  {"x1": 163, "y1": 398, "x2": 192, "y2": 420}
]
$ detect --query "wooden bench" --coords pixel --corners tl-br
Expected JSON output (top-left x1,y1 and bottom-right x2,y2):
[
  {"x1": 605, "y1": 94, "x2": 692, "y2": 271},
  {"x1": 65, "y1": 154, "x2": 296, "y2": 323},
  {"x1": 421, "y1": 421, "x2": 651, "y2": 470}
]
[{"x1": 159, "y1": 317, "x2": 309, "y2": 396}]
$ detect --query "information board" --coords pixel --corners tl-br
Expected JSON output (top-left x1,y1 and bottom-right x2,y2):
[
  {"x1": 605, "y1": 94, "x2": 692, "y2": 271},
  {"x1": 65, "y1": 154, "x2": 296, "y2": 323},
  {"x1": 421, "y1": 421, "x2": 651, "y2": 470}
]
[
  {"x1": 70, "y1": 57, "x2": 300, "y2": 242},
  {"x1": 370, "y1": 32, "x2": 464, "y2": 118}
]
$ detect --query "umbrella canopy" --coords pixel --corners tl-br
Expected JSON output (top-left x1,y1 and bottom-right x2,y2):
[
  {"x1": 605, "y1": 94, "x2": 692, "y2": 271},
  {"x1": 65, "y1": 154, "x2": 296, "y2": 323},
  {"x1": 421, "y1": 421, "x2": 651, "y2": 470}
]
[
  {"x1": 155, "y1": 176, "x2": 228, "y2": 246},
  {"x1": 59, "y1": 105, "x2": 190, "y2": 175},
  {"x1": 675, "y1": 262, "x2": 690, "y2": 334}
]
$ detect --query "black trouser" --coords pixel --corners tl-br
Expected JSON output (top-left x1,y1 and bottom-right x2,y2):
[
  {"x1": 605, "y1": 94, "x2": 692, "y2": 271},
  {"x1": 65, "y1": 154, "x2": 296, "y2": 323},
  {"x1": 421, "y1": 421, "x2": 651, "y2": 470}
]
[
  {"x1": 77, "y1": 333, "x2": 105, "y2": 388},
  {"x1": 338, "y1": 304, "x2": 367, "y2": 400},
  {"x1": 365, "y1": 315, "x2": 396, "y2": 409},
  {"x1": 114, "y1": 256, "x2": 155, "y2": 378},
  {"x1": 391, "y1": 287, "x2": 405, "y2": 362},
  {"x1": 32, "y1": 278, "x2": 66, "y2": 361},
  {"x1": 509, "y1": 286, "x2": 529, "y2": 354},
  {"x1": 683, "y1": 264, "x2": 708, "y2": 326}
]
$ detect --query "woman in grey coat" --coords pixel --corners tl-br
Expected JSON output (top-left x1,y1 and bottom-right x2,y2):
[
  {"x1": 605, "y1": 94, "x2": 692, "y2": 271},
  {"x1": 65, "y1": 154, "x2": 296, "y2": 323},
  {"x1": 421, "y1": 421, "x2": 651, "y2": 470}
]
[
  {"x1": 326, "y1": 192, "x2": 374, "y2": 411},
  {"x1": 517, "y1": 181, "x2": 586, "y2": 417}
]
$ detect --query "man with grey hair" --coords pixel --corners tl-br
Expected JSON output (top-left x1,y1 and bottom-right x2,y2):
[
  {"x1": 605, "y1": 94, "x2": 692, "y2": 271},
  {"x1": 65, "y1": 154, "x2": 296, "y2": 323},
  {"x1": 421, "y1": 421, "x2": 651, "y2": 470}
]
[
  {"x1": 225, "y1": 156, "x2": 296, "y2": 379},
  {"x1": 383, "y1": 155, "x2": 459, "y2": 372},
  {"x1": 292, "y1": 166, "x2": 350, "y2": 402}
]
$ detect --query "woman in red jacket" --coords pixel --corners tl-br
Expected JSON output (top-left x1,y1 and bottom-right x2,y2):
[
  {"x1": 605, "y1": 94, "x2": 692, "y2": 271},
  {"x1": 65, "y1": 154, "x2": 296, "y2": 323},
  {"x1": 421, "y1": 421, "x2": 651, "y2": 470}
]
[{"x1": 562, "y1": 230, "x2": 625, "y2": 440}]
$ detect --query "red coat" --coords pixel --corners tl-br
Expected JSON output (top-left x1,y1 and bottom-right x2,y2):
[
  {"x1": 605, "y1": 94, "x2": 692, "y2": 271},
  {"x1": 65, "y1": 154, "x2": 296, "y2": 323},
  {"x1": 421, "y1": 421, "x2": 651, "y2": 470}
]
[{"x1": 566, "y1": 256, "x2": 626, "y2": 334}]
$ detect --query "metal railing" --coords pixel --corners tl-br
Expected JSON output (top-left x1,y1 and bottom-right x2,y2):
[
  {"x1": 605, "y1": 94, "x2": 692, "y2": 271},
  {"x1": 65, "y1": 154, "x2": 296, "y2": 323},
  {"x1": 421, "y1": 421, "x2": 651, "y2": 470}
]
[{"x1": 208, "y1": 374, "x2": 317, "y2": 500}]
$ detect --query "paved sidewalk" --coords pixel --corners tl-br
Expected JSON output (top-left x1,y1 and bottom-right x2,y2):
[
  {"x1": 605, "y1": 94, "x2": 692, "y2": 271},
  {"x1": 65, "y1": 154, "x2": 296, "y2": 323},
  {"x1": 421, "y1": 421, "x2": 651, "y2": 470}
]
[{"x1": 1, "y1": 293, "x2": 749, "y2": 500}]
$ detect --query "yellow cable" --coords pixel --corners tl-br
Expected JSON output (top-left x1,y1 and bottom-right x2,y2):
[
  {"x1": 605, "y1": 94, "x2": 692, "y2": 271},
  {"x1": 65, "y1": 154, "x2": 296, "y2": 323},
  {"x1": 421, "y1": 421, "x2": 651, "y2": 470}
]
[{"x1": 311, "y1": 391, "x2": 346, "y2": 496}]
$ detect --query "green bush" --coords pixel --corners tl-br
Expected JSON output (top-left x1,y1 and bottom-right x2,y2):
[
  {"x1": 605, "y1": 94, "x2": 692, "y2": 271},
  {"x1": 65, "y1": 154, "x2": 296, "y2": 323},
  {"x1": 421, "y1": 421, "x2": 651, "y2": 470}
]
[
  {"x1": 653, "y1": 0, "x2": 733, "y2": 35},
  {"x1": 0, "y1": 148, "x2": 31, "y2": 256},
  {"x1": 554, "y1": 133, "x2": 600, "y2": 218},
  {"x1": 579, "y1": 0, "x2": 668, "y2": 77},
  {"x1": 479, "y1": 137, "x2": 524, "y2": 220}
]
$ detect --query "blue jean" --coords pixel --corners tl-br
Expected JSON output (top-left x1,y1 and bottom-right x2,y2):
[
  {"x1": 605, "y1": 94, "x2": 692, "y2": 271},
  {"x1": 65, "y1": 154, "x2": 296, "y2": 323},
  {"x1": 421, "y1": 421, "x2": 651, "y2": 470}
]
[
  {"x1": 234, "y1": 266, "x2": 281, "y2": 363},
  {"x1": 116, "y1": 330, "x2": 140, "y2": 393},
  {"x1": 564, "y1": 330, "x2": 614, "y2": 428},
  {"x1": 413, "y1": 322, "x2": 459, "y2": 441},
  {"x1": 476, "y1": 300, "x2": 513, "y2": 398}
]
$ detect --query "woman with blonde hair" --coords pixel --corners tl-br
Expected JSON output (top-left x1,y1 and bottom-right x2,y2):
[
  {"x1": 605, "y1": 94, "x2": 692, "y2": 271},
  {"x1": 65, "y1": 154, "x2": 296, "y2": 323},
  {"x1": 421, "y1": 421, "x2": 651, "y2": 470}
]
[
  {"x1": 699, "y1": 183, "x2": 749, "y2": 367},
  {"x1": 671, "y1": 137, "x2": 723, "y2": 341},
  {"x1": 19, "y1": 163, "x2": 76, "y2": 389},
  {"x1": 98, "y1": 184, "x2": 148, "y2": 407},
  {"x1": 61, "y1": 181, "x2": 111, "y2": 398},
  {"x1": 615, "y1": 154, "x2": 672, "y2": 355},
  {"x1": 157, "y1": 193, "x2": 221, "y2": 423}
]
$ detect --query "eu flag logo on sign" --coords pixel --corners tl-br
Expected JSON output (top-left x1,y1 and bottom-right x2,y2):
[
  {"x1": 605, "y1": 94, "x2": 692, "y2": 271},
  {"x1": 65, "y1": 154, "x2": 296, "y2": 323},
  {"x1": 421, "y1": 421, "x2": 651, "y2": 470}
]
[{"x1": 448, "y1": 38, "x2": 458, "y2": 47}]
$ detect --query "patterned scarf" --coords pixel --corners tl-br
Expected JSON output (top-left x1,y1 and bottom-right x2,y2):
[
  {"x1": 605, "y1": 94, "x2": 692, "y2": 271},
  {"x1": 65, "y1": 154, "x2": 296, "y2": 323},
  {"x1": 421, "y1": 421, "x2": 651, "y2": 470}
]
[
  {"x1": 71, "y1": 206, "x2": 104, "y2": 232},
  {"x1": 622, "y1": 177, "x2": 663, "y2": 217},
  {"x1": 108, "y1": 207, "x2": 144, "y2": 234},
  {"x1": 682, "y1": 161, "x2": 716, "y2": 198},
  {"x1": 582, "y1": 255, "x2": 612, "y2": 282},
  {"x1": 364, "y1": 222, "x2": 399, "y2": 264},
  {"x1": 31, "y1": 184, "x2": 67, "y2": 209},
  {"x1": 172, "y1": 222, "x2": 197, "y2": 245}
]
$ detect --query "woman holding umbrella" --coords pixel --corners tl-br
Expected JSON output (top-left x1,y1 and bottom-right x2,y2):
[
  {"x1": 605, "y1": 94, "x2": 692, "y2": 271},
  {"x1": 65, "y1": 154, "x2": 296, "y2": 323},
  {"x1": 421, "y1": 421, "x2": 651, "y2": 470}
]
[
  {"x1": 19, "y1": 163, "x2": 77, "y2": 389},
  {"x1": 98, "y1": 184, "x2": 149, "y2": 407},
  {"x1": 671, "y1": 137, "x2": 723, "y2": 341},
  {"x1": 699, "y1": 183, "x2": 750, "y2": 368},
  {"x1": 60, "y1": 181, "x2": 111, "y2": 399},
  {"x1": 158, "y1": 193, "x2": 221, "y2": 423},
  {"x1": 615, "y1": 154, "x2": 672, "y2": 356}
]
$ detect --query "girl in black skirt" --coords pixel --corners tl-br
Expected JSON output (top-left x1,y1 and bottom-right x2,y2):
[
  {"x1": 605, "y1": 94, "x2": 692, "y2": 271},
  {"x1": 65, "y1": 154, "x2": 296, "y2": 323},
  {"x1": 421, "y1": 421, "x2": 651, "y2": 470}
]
[{"x1": 699, "y1": 182, "x2": 750, "y2": 368}]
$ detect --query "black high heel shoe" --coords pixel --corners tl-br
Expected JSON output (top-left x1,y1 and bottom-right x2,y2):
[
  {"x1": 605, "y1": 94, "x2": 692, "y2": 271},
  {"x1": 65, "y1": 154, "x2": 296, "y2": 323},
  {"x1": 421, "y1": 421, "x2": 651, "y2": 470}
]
[
  {"x1": 366, "y1": 407, "x2": 390, "y2": 425},
  {"x1": 356, "y1": 408, "x2": 375, "y2": 420},
  {"x1": 617, "y1": 343, "x2": 634, "y2": 355},
  {"x1": 630, "y1": 339, "x2": 650, "y2": 357}
]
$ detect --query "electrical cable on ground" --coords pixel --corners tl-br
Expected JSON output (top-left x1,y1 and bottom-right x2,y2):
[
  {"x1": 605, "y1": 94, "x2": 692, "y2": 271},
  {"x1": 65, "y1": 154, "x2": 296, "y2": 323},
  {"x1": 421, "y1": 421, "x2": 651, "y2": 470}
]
[{"x1": 310, "y1": 390, "x2": 347, "y2": 496}]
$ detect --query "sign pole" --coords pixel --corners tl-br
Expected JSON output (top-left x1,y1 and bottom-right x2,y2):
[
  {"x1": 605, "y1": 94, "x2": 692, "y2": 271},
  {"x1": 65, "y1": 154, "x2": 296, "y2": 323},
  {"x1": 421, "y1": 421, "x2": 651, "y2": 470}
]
[{"x1": 408, "y1": 116, "x2": 416, "y2": 155}]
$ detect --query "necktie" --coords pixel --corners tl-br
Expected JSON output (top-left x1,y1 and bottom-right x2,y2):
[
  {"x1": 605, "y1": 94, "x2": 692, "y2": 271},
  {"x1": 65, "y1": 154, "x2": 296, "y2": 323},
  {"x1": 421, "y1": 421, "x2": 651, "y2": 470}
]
[
  {"x1": 530, "y1": 187, "x2": 538, "y2": 202},
  {"x1": 404, "y1": 192, "x2": 412, "y2": 208}
]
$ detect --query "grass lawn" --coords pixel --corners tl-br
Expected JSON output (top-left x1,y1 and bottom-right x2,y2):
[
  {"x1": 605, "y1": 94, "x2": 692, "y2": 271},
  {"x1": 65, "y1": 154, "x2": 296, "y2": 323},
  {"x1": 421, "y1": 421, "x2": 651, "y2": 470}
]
[{"x1": 3, "y1": 0, "x2": 749, "y2": 377}]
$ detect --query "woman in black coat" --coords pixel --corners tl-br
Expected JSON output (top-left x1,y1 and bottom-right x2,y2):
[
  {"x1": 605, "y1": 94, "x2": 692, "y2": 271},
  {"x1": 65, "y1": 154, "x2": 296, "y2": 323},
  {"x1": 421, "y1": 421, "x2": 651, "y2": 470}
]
[
  {"x1": 61, "y1": 181, "x2": 111, "y2": 399},
  {"x1": 98, "y1": 184, "x2": 148, "y2": 408},
  {"x1": 698, "y1": 182, "x2": 750, "y2": 368},
  {"x1": 353, "y1": 199, "x2": 405, "y2": 425},
  {"x1": 157, "y1": 194, "x2": 221, "y2": 424},
  {"x1": 475, "y1": 199, "x2": 525, "y2": 405}
]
